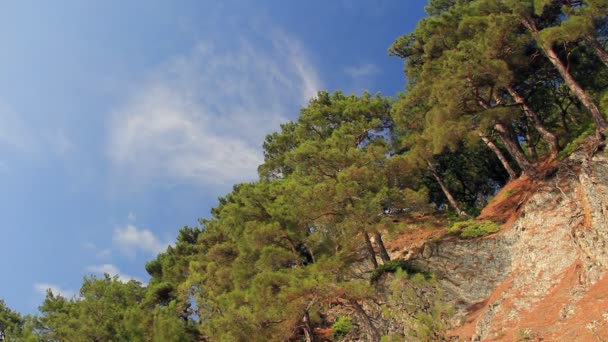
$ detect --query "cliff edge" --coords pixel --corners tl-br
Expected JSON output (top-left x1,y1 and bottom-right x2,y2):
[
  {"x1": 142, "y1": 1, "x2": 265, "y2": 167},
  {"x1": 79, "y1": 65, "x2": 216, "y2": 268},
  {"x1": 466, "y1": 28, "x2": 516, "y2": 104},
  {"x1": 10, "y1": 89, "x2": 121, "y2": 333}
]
[{"x1": 393, "y1": 146, "x2": 608, "y2": 341}]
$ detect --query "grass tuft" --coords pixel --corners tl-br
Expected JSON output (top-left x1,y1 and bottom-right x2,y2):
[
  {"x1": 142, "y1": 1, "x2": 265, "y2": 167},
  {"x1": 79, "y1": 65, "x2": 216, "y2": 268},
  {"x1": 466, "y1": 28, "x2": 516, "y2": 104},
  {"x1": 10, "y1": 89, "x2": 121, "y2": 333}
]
[{"x1": 447, "y1": 219, "x2": 500, "y2": 239}]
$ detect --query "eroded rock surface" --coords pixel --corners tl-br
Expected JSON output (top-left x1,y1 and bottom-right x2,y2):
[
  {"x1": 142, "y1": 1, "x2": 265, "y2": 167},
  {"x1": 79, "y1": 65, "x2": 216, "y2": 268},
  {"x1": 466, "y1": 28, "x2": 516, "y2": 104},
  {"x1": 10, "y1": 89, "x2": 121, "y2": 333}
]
[{"x1": 402, "y1": 149, "x2": 608, "y2": 341}]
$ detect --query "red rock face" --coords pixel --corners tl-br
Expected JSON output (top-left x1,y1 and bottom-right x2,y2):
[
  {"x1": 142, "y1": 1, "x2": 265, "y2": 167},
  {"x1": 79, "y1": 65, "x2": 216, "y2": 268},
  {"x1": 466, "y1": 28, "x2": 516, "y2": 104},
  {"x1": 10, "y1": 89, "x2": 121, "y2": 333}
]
[{"x1": 394, "y1": 149, "x2": 608, "y2": 341}]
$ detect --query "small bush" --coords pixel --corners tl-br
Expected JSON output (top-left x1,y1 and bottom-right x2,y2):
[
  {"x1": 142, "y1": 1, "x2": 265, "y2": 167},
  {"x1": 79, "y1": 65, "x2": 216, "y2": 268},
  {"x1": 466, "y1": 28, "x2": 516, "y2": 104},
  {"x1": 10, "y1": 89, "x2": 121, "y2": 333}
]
[
  {"x1": 448, "y1": 220, "x2": 500, "y2": 239},
  {"x1": 445, "y1": 210, "x2": 464, "y2": 223},
  {"x1": 370, "y1": 260, "x2": 427, "y2": 283},
  {"x1": 332, "y1": 316, "x2": 353, "y2": 340}
]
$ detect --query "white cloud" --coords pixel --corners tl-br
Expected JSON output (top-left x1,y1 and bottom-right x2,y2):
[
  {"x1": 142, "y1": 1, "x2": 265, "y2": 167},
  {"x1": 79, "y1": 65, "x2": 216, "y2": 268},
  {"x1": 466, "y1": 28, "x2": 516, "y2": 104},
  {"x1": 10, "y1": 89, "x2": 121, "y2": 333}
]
[
  {"x1": 107, "y1": 30, "x2": 321, "y2": 186},
  {"x1": 344, "y1": 63, "x2": 380, "y2": 78},
  {"x1": 270, "y1": 31, "x2": 322, "y2": 103},
  {"x1": 0, "y1": 102, "x2": 75, "y2": 161},
  {"x1": 82, "y1": 242, "x2": 112, "y2": 259},
  {"x1": 113, "y1": 224, "x2": 170, "y2": 257},
  {"x1": 85, "y1": 264, "x2": 143, "y2": 283},
  {"x1": 33, "y1": 283, "x2": 76, "y2": 299}
]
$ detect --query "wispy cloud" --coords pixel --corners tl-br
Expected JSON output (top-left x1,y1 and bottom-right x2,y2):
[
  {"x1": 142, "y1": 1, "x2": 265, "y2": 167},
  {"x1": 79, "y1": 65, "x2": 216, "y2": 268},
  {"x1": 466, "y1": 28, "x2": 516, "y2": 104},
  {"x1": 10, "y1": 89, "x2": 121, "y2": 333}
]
[
  {"x1": 113, "y1": 224, "x2": 170, "y2": 257},
  {"x1": 82, "y1": 242, "x2": 112, "y2": 259},
  {"x1": 270, "y1": 31, "x2": 322, "y2": 103},
  {"x1": 85, "y1": 264, "x2": 143, "y2": 283},
  {"x1": 33, "y1": 283, "x2": 76, "y2": 299},
  {"x1": 0, "y1": 101, "x2": 76, "y2": 163},
  {"x1": 107, "y1": 30, "x2": 321, "y2": 186},
  {"x1": 344, "y1": 63, "x2": 380, "y2": 78}
]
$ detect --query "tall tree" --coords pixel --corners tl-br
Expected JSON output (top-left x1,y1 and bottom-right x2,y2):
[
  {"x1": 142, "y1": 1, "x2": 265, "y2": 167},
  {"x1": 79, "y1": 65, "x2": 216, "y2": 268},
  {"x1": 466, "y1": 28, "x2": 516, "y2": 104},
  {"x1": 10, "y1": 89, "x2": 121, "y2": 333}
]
[
  {"x1": 538, "y1": 0, "x2": 608, "y2": 67},
  {"x1": 507, "y1": 0, "x2": 608, "y2": 137},
  {"x1": 38, "y1": 276, "x2": 149, "y2": 342},
  {"x1": 390, "y1": 0, "x2": 571, "y2": 181},
  {"x1": 0, "y1": 299, "x2": 31, "y2": 341},
  {"x1": 260, "y1": 91, "x2": 414, "y2": 265}
]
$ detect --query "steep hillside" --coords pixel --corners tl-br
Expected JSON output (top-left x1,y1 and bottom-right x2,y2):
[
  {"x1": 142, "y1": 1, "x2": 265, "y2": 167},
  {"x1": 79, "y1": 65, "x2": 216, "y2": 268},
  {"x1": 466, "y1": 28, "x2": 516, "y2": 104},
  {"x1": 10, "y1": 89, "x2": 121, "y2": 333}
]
[{"x1": 389, "y1": 145, "x2": 608, "y2": 341}]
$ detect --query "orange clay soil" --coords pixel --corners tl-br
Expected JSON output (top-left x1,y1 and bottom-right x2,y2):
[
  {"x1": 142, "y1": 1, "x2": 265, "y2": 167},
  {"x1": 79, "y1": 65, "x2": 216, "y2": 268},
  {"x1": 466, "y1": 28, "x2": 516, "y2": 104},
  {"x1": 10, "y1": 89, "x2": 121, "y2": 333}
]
[
  {"x1": 478, "y1": 157, "x2": 560, "y2": 228},
  {"x1": 448, "y1": 156, "x2": 608, "y2": 341},
  {"x1": 388, "y1": 168, "x2": 545, "y2": 251},
  {"x1": 477, "y1": 175, "x2": 537, "y2": 229},
  {"x1": 385, "y1": 158, "x2": 608, "y2": 341},
  {"x1": 448, "y1": 275, "x2": 516, "y2": 340},
  {"x1": 384, "y1": 214, "x2": 448, "y2": 254},
  {"x1": 451, "y1": 259, "x2": 608, "y2": 341}
]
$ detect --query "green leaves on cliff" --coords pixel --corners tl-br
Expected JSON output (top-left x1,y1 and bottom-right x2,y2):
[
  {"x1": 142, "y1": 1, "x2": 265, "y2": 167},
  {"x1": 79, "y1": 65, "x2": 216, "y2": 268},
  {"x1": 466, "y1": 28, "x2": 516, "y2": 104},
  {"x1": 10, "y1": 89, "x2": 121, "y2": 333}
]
[{"x1": 448, "y1": 219, "x2": 500, "y2": 238}]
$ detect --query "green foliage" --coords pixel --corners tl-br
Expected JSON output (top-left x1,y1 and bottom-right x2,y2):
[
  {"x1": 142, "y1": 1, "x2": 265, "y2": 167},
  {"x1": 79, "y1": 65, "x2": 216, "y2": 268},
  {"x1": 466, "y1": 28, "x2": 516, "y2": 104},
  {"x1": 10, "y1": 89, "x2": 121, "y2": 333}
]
[
  {"x1": 602, "y1": 92, "x2": 608, "y2": 115},
  {"x1": 0, "y1": 299, "x2": 27, "y2": 341},
  {"x1": 448, "y1": 219, "x2": 500, "y2": 238},
  {"x1": 35, "y1": 275, "x2": 199, "y2": 342},
  {"x1": 381, "y1": 335, "x2": 404, "y2": 342},
  {"x1": 557, "y1": 125, "x2": 594, "y2": 160},
  {"x1": 150, "y1": 302, "x2": 197, "y2": 342},
  {"x1": 37, "y1": 275, "x2": 147, "y2": 341},
  {"x1": 332, "y1": 316, "x2": 353, "y2": 340},
  {"x1": 495, "y1": 188, "x2": 516, "y2": 202},
  {"x1": 425, "y1": 0, "x2": 457, "y2": 16},
  {"x1": 383, "y1": 269, "x2": 454, "y2": 340},
  {"x1": 370, "y1": 260, "x2": 428, "y2": 283}
]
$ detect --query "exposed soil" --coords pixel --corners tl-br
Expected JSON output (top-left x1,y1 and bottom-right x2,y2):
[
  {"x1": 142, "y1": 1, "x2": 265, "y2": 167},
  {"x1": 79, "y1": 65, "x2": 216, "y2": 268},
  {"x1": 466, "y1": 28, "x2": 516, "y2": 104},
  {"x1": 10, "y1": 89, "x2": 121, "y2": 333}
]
[
  {"x1": 478, "y1": 157, "x2": 560, "y2": 226},
  {"x1": 449, "y1": 275, "x2": 515, "y2": 340},
  {"x1": 383, "y1": 151, "x2": 608, "y2": 341},
  {"x1": 477, "y1": 175, "x2": 536, "y2": 227},
  {"x1": 452, "y1": 260, "x2": 608, "y2": 341},
  {"x1": 384, "y1": 214, "x2": 448, "y2": 258},
  {"x1": 447, "y1": 152, "x2": 608, "y2": 341},
  {"x1": 385, "y1": 226, "x2": 445, "y2": 248}
]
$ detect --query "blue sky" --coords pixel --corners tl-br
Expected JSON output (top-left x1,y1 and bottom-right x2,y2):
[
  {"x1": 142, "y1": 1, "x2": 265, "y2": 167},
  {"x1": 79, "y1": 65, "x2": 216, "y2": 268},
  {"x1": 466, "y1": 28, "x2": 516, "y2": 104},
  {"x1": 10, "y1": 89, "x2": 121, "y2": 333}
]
[{"x1": 0, "y1": 0, "x2": 427, "y2": 314}]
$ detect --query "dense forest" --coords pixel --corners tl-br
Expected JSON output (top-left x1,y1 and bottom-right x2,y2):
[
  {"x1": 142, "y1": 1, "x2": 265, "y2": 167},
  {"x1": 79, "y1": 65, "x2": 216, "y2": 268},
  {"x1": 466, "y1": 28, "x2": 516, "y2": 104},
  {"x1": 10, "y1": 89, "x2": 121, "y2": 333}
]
[{"x1": 2, "y1": 0, "x2": 607, "y2": 340}]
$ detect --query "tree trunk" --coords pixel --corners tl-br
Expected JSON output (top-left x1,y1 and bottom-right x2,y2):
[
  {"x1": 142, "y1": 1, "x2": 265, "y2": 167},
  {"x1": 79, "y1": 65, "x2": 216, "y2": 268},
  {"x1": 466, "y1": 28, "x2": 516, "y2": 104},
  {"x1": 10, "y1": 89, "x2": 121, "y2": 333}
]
[
  {"x1": 373, "y1": 232, "x2": 391, "y2": 263},
  {"x1": 524, "y1": 128, "x2": 538, "y2": 160},
  {"x1": 479, "y1": 133, "x2": 518, "y2": 181},
  {"x1": 363, "y1": 230, "x2": 378, "y2": 268},
  {"x1": 302, "y1": 311, "x2": 314, "y2": 342},
  {"x1": 305, "y1": 244, "x2": 316, "y2": 264},
  {"x1": 506, "y1": 85, "x2": 560, "y2": 157},
  {"x1": 283, "y1": 235, "x2": 303, "y2": 267},
  {"x1": 587, "y1": 37, "x2": 608, "y2": 67},
  {"x1": 352, "y1": 300, "x2": 380, "y2": 342},
  {"x1": 521, "y1": 17, "x2": 608, "y2": 137},
  {"x1": 559, "y1": 103, "x2": 572, "y2": 134},
  {"x1": 427, "y1": 161, "x2": 468, "y2": 218},
  {"x1": 494, "y1": 122, "x2": 538, "y2": 178}
]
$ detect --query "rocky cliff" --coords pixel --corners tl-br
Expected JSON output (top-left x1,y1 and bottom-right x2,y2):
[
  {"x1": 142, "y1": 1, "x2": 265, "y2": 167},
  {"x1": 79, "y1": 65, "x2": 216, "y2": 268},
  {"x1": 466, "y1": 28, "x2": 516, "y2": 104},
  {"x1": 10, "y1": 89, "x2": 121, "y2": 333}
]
[{"x1": 385, "y1": 146, "x2": 608, "y2": 341}]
